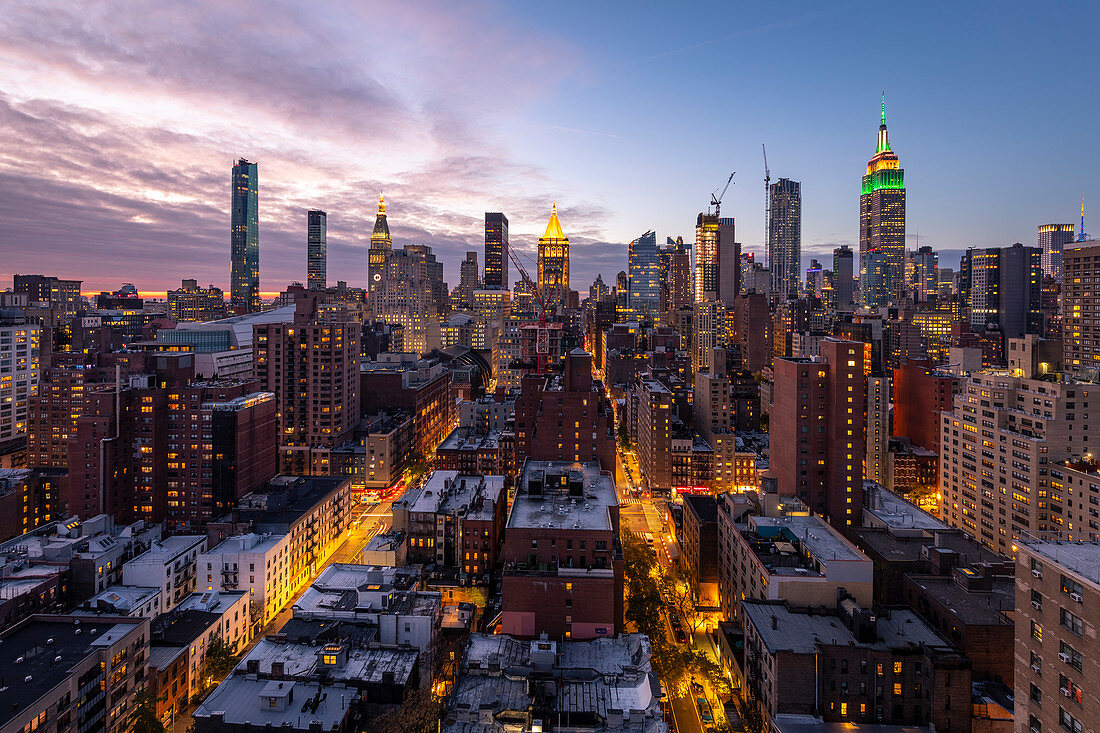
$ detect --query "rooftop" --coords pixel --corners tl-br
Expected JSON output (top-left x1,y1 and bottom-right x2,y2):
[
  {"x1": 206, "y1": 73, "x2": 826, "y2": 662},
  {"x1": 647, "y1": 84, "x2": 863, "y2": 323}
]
[
  {"x1": 176, "y1": 588, "x2": 249, "y2": 614},
  {"x1": 1020, "y1": 537, "x2": 1100, "y2": 587},
  {"x1": 125, "y1": 535, "x2": 205, "y2": 564},
  {"x1": 747, "y1": 515, "x2": 869, "y2": 573},
  {"x1": 773, "y1": 714, "x2": 932, "y2": 733},
  {"x1": 151, "y1": 609, "x2": 223, "y2": 647},
  {"x1": 402, "y1": 472, "x2": 505, "y2": 522},
  {"x1": 742, "y1": 601, "x2": 950, "y2": 655},
  {"x1": 77, "y1": 585, "x2": 159, "y2": 615},
  {"x1": 237, "y1": 637, "x2": 418, "y2": 685},
  {"x1": 905, "y1": 573, "x2": 1014, "y2": 626},
  {"x1": 437, "y1": 427, "x2": 502, "y2": 451},
  {"x1": 193, "y1": 676, "x2": 358, "y2": 730},
  {"x1": 0, "y1": 617, "x2": 145, "y2": 725},
  {"x1": 508, "y1": 461, "x2": 617, "y2": 532},
  {"x1": 853, "y1": 526, "x2": 1004, "y2": 568}
]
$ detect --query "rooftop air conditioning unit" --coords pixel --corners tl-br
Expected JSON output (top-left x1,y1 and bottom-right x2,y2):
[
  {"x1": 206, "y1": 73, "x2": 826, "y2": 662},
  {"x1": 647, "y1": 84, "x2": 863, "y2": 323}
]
[{"x1": 1031, "y1": 664, "x2": 1041, "y2": 674}]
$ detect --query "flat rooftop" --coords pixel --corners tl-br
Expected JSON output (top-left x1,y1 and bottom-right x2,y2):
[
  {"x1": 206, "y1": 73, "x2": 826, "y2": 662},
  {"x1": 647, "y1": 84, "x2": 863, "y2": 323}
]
[
  {"x1": 126, "y1": 535, "x2": 205, "y2": 562},
  {"x1": 508, "y1": 461, "x2": 616, "y2": 532},
  {"x1": 438, "y1": 427, "x2": 501, "y2": 451},
  {"x1": 863, "y1": 482, "x2": 947, "y2": 533},
  {"x1": 194, "y1": 676, "x2": 358, "y2": 730},
  {"x1": 742, "y1": 601, "x2": 949, "y2": 656},
  {"x1": 78, "y1": 585, "x2": 159, "y2": 613},
  {"x1": 151, "y1": 609, "x2": 223, "y2": 646},
  {"x1": 237, "y1": 638, "x2": 418, "y2": 685},
  {"x1": 773, "y1": 715, "x2": 932, "y2": 733},
  {"x1": 904, "y1": 574, "x2": 1014, "y2": 626},
  {"x1": 1021, "y1": 538, "x2": 1100, "y2": 588},
  {"x1": 853, "y1": 527, "x2": 1004, "y2": 567},
  {"x1": 749, "y1": 515, "x2": 869, "y2": 570},
  {"x1": 0, "y1": 617, "x2": 144, "y2": 725},
  {"x1": 228, "y1": 476, "x2": 349, "y2": 531}
]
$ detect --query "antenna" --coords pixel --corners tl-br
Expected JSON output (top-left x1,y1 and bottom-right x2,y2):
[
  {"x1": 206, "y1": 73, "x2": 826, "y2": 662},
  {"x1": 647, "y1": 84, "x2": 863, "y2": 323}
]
[
  {"x1": 762, "y1": 144, "x2": 771, "y2": 267},
  {"x1": 1081, "y1": 195, "x2": 1089, "y2": 242}
]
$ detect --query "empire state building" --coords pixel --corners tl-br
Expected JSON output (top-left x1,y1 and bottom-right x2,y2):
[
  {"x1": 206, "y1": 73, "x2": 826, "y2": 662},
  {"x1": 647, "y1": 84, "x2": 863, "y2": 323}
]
[{"x1": 859, "y1": 95, "x2": 906, "y2": 307}]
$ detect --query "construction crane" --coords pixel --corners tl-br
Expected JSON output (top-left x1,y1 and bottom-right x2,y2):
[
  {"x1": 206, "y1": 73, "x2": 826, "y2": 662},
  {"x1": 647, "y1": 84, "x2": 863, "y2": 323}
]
[
  {"x1": 710, "y1": 172, "x2": 735, "y2": 218},
  {"x1": 762, "y1": 144, "x2": 771, "y2": 267},
  {"x1": 506, "y1": 245, "x2": 551, "y2": 375}
]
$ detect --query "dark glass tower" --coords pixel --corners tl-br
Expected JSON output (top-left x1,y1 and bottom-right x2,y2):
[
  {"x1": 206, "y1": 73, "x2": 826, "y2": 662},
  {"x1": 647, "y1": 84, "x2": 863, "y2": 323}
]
[
  {"x1": 484, "y1": 212, "x2": 509, "y2": 289},
  {"x1": 230, "y1": 158, "x2": 260, "y2": 313},
  {"x1": 768, "y1": 178, "x2": 802, "y2": 300},
  {"x1": 859, "y1": 97, "x2": 905, "y2": 307},
  {"x1": 307, "y1": 209, "x2": 327, "y2": 290}
]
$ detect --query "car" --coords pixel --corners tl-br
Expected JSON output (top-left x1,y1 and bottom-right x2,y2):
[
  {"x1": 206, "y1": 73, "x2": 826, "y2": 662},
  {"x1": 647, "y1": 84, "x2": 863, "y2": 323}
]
[
  {"x1": 674, "y1": 626, "x2": 688, "y2": 644},
  {"x1": 696, "y1": 697, "x2": 713, "y2": 724},
  {"x1": 690, "y1": 680, "x2": 704, "y2": 695}
]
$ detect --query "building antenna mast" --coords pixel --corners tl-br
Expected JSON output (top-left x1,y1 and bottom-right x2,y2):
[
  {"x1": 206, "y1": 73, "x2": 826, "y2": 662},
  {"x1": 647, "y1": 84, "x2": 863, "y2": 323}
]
[
  {"x1": 762, "y1": 144, "x2": 771, "y2": 267},
  {"x1": 1081, "y1": 194, "x2": 1089, "y2": 242}
]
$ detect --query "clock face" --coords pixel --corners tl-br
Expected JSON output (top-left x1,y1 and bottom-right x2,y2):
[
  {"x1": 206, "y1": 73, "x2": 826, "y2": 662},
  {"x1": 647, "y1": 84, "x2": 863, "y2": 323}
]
[{"x1": 373, "y1": 273, "x2": 381, "y2": 282}]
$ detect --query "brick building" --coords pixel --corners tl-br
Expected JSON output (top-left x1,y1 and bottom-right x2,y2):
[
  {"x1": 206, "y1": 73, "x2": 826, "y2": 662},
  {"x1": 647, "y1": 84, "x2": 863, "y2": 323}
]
[
  {"x1": 772, "y1": 339, "x2": 870, "y2": 532},
  {"x1": 680, "y1": 494, "x2": 719, "y2": 608},
  {"x1": 501, "y1": 461, "x2": 622, "y2": 639}
]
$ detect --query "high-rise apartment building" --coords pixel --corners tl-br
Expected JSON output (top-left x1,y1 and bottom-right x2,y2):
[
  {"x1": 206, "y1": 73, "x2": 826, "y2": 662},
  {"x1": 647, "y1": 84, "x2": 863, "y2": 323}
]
[
  {"x1": 833, "y1": 245, "x2": 855, "y2": 307},
  {"x1": 628, "y1": 230, "x2": 660, "y2": 319},
  {"x1": 859, "y1": 99, "x2": 905, "y2": 307},
  {"x1": 694, "y1": 213, "x2": 719, "y2": 302},
  {"x1": 717, "y1": 217, "x2": 740, "y2": 304},
  {"x1": 768, "y1": 178, "x2": 802, "y2": 300},
  {"x1": 1062, "y1": 241, "x2": 1100, "y2": 377},
  {"x1": 1038, "y1": 223, "x2": 1075, "y2": 282},
  {"x1": 484, "y1": 212, "x2": 509, "y2": 290},
  {"x1": 865, "y1": 376, "x2": 889, "y2": 485},
  {"x1": 230, "y1": 158, "x2": 260, "y2": 313},
  {"x1": 912, "y1": 245, "x2": 939, "y2": 303},
  {"x1": 665, "y1": 236, "x2": 692, "y2": 315},
  {"x1": 938, "y1": 362, "x2": 1097, "y2": 555},
  {"x1": 253, "y1": 293, "x2": 361, "y2": 475},
  {"x1": 0, "y1": 324, "x2": 40, "y2": 444},
  {"x1": 537, "y1": 205, "x2": 570, "y2": 312},
  {"x1": 637, "y1": 378, "x2": 674, "y2": 492},
  {"x1": 772, "y1": 339, "x2": 868, "y2": 531},
  {"x1": 1014, "y1": 535, "x2": 1099, "y2": 733},
  {"x1": 306, "y1": 208, "x2": 326, "y2": 290},
  {"x1": 168, "y1": 279, "x2": 227, "y2": 322},
  {"x1": 963, "y1": 243, "x2": 1042, "y2": 338}
]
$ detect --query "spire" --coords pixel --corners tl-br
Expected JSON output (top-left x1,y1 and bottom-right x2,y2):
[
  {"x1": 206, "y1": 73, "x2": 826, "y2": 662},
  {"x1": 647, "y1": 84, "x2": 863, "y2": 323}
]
[
  {"x1": 1081, "y1": 194, "x2": 1089, "y2": 242},
  {"x1": 876, "y1": 91, "x2": 890, "y2": 154},
  {"x1": 378, "y1": 192, "x2": 386, "y2": 215},
  {"x1": 371, "y1": 191, "x2": 391, "y2": 248},
  {"x1": 542, "y1": 203, "x2": 566, "y2": 240}
]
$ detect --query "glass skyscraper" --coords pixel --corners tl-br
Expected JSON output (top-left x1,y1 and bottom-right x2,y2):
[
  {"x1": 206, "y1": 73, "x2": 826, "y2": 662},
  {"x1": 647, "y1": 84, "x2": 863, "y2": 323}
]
[
  {"x1": 307, "y1": 209, "x2": 326, "y2": 290},
  {"x1": 230, "y1": 158, "x2": 260, "y2": 313},
  {"x1": 484, "y1": 212, "x2": 509, "y2": 289},
  {"x1": 768, "y1": 179, "x2": 801, "y2": 300},
  {"x1": 694, "y1": 213, "x2": 719, "y2": 302},
  {"x1": 1038, "y1": 223, "x2": 1074, "y2": 282},
  {"x1": 859, "y1": 98, "x2": 905, "y2": 307},
  {"x1": 629, "y1": 230, "x2": 660, "y2": 318}
]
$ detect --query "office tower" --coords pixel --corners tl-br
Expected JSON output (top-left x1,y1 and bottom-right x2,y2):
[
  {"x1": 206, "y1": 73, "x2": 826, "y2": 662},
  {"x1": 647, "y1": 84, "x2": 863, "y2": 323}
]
[
  {"x1": 768, "y1": 178, "x2": 802, "y2": 299},
  {"x1": 1062, "y1": 241, "x2": 1100, "y2": 376},
  {"x1": 367, "y1": 193, "x2": 392, "y2": 303},
  {"x1": 628, "y1": 230, "x2": 660, "y2": 318},
  {"x1": 772, "y1": 338, "x2": 868, "y2": 532},
  {"x1": 306, "y1": 209, "x2": 326, "y2": 290},
  {"x1": 912, "y1": 245, "x2": 939, "y2": 303},
  {"x1": 859, "y1": 99, "x2": 905, "y2": 307},
  {"x1": 938, "y1": 355, "x2": 1096, "y2": 555},
  {"x1": 167, "y1": 279, "x2": 227, "y2": 322},
  {"x1": 452, "y1": 251, "x2": 480, "y2": 310},
  {"x1": 253, "y1": 293, "x2": 361, "y2": 475},
  {"x1": 963, "y1": 243, "x2": 1042, "y2": 338},
  {"x1": 614, "y1": 270, "x2": 630, "y2": 319},
  {"x1": 1038, "y1": 223, "x2": 1074, "y2": 282},
  {"x1": 230, "y1": 158, "x2": 260, "y2": 313},
  {"x1": 717, "y1": 217, "x2": 740, "y2": 303},
  {"x1": 500, "y1": 461, "x2": 623, "y2": 639},
  {"x1": 13, "y1": 274, "x2": 83, "y2": 319},
  {"x1": 0, "y1": 324, "x2": 40, "y2": 444},
  {"x1": 484, "y1": 212, "x2": 509, "y2": 289},
  {"x1": 537, "y1": 204, "x2": 570, "y2": 311},
  {"x1": 694, "y1": 213, "x2": 719, "y2": 302},
  {"x1": 588, "y1": 274, "x2": 610, "y2": 303},
  {"x1": 663, "y1": 236, "x2": 692, "y2": 314},
  {"x1": 865, "y1": 376, "x2": 889, "y2": 485},
  {"x1": 1015, "y1": 535, "x2": 1099, "y2": 733},
  {"x1": 804, "y1": 259, "x2": 824, "y2": 298}
]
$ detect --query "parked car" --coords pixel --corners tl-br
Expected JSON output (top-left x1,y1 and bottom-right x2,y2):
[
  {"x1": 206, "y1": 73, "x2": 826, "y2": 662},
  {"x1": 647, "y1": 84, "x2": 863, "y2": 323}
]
[
  {"x1": 674, "y1": 626, "x2": 688, "y2": 644},
  {"x1": 696, "y1": 697, "x2": 713, "y2": 724}
]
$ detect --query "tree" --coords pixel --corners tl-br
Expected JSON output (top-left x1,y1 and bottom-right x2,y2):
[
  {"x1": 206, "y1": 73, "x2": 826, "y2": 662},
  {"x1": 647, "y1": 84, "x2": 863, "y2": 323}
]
[
  {"x1": 688, "y1": 651, "x2": 732, "y2": 697},
  {"x1": 617, "y1": 418, "x2": 631, "y2": 450},
  {"x1": 128, "y1": 690, "x2": 165, "y2": 733},
  {"x1": 368, "y1": 684, "x2": 442, "y2": 733},
  {"x1": 200, "y1": 636, "x2": 238, "y2": 694}
]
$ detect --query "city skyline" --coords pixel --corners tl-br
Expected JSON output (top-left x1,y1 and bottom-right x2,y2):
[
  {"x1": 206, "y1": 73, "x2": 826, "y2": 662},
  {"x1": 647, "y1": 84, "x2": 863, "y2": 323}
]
[{"x1": 1, "y1": 2, "x2": 1098, "y2": 295}]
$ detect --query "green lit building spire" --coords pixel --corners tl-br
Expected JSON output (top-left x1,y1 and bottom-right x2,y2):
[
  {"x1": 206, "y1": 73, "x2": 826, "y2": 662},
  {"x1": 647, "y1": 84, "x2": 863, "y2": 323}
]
[{"x1": 860, "y1": 93, "x2": 906, "y2": 307}]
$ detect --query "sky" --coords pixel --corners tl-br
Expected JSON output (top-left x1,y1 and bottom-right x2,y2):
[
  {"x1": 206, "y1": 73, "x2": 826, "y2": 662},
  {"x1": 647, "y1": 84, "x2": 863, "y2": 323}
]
[{"x1": 1, "y1": 0, "x2": 1098, "y2": 296}]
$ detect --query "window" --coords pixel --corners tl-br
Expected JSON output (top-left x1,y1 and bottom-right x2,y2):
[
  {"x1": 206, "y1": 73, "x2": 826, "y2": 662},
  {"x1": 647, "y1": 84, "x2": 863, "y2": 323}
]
[
  {"x1": 1060, "y1": 608, "x2": 1083, "y2": 636},
  {"x1": 1059, "y1": 675, "x2": 1083, "y2": 706},
  {"x1": 1030, "y1": 683, "x2": 1042, "y2": 705},
  {"x1": 893, "y1": 683, "x2": 902, "y2": 696},
  {"x1": 1032, "y1": 621, "x2": 1044, "y2": 641},
  {"x1": 1029, "y1": 715, "x2": 1041, "y2": 733},
  {"x1": 893, "y1": 661, "x2": 902, "y2": 674},
  {"x1": 1059, "y1": 708, "x2": 1082, "y2": 733},
  {"x1": 1060, "y1": 575, "x2": 1084, "y2": 598},
  {"x1": 1059, "y1": 642, "x2": 1082, "y2": 671},
  {"x1": 323, "y1": 654, "x2": 336, "y2": 665}
]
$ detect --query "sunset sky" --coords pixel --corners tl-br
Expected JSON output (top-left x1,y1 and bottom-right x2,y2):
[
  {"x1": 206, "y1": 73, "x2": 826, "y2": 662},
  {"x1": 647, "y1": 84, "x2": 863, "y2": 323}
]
[{"x1": 1, "y1": 0, "x2": 1098, "y2": 296}]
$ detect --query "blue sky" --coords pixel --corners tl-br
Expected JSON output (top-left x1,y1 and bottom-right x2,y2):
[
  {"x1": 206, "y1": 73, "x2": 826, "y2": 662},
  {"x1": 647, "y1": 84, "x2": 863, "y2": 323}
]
[{"x1": 0, "y1": 0, "x2": 1096, "y2": 293}]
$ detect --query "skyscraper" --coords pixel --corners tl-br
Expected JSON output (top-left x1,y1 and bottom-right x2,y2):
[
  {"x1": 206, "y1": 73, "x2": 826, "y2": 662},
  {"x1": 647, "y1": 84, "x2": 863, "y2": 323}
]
[
  {"x1": 306, "y1": 209, "x2": 326, "y2": 290},
  {"x1": 537, "y1": 204, "x2": 569, "y2": 311},
  {"x1": 859, "y1": 97, "x2": 905, "y2": 307},
  {"x1": 230, "y1": 158, "x2": 260, "y2": 313},
  {"x1": 911, "y1": 245, "x2": 939, "y2": 303},
  {"x1": 768, "y1": 178, "x2": 802, "y2": 300},
  {"x1": 367, "y1": 193, "x2": 392, "y2": 306},
  {"x1": 1038, "y1": 223, "x2": 1074, "y2": 282},
  {"x1": 694, "y1": 213, "x2": 719, "y2": 302},
  {"x1": 628, "y1": 230, "x2": 660, "y2": 318},
  {"x1": 484, "y1": 212, "x2": 509, "y2": 289},
  {"x1": 962, "y1": 243, "x2": 1042, "y2": 338},
  {"x1": 717, "y1": 217, "x2": 740, "y2": 303},
  {"x1": 832, "y1": 245, "x2": 855, "y2": 307}
]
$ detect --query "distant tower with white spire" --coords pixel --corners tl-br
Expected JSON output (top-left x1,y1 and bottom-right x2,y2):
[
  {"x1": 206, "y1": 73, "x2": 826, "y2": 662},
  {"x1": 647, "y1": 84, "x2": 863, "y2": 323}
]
[{"x1": 859, "y1": 92, "x2": 906, "y2": 307}]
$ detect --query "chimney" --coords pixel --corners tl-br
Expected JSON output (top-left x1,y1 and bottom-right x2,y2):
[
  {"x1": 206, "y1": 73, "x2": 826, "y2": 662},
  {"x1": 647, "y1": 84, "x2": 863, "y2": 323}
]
[{"x1": 771, "y1": 615, "x2": 778, "y2": 630}]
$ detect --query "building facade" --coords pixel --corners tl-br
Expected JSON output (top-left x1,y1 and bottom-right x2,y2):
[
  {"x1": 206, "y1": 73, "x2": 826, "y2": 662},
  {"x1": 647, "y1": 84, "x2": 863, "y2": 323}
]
[
  {"x1": 769, "y1": 178, "x2": 802, "y2": 300},
  {"x1": 306, "y1": 208, "x2": 326, "y2": 290},
  {"x1": 230, "y1": 158, "x2": 260, "y2": 314}
]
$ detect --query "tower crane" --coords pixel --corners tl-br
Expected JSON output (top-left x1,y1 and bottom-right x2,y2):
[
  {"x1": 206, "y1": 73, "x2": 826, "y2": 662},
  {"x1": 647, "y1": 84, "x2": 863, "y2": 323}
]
[
  {"x1": 762, "y1": 144, "x2": 771, "y2": 267},
  {"x1": 506, "y1": 246, "x2": 551, "y2": 375},
  {"x1": 710, "y1": 172, "x2": 735, "y2": 218}
]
